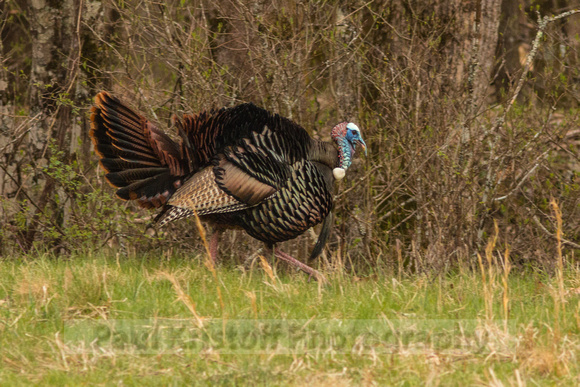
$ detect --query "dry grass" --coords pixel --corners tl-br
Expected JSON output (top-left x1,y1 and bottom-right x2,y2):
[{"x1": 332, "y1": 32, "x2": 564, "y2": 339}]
[{"x1": 0, "y1": 241, "x2": 579, "y2": 384}]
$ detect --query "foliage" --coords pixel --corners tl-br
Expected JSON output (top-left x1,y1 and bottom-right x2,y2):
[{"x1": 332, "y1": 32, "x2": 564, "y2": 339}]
[{"x1": 0, "y1": 0, "x2": 579, "y2": 271}]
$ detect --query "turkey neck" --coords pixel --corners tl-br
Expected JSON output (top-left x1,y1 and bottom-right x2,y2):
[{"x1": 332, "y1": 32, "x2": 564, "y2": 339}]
[{"x1": 308, "y1": 140, "x2": 339, "y2": 169}]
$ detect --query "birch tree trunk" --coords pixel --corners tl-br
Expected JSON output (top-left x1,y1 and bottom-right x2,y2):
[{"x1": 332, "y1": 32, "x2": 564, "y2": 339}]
[{"x1": 23, "y1": 0, "x2": 103, "y2": 251}]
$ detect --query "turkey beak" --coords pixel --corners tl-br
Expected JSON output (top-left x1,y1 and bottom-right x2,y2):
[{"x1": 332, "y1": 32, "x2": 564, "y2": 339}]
[{"x1": 355, "y1": 139, "x2": 367, "y2": 156}]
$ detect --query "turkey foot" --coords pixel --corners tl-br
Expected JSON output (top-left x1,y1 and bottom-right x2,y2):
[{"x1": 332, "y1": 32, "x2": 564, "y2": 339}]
[{"x1": 272, "y1": 248, "x2": 327, "y2": 283}]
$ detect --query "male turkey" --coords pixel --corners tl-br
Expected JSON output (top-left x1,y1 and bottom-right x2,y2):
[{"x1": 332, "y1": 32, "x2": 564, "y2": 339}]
[{"x1": 90, "y1": 91, "x2": 366, "y2": 280}]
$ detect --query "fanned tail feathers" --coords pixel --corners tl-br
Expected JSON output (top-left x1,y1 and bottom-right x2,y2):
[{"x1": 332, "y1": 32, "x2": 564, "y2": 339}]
[{"x1": 90, "y1": 92, "x2": 189, "y2": 209}]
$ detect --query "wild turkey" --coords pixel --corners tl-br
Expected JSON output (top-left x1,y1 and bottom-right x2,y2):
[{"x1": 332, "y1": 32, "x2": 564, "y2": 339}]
[{"x1": 89, "y1": 91, "x2": 366, "y2": 280}]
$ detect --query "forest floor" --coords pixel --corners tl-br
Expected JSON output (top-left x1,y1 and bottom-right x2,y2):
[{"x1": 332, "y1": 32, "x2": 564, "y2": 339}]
[{"x1": 0, "y1": 251, "x2": 579, "y2": 385}]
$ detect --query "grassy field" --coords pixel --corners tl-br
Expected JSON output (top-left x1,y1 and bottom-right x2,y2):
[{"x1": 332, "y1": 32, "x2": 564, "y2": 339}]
[{"x1": 0, "y1": 249, "x2": 579, "y2": 386}]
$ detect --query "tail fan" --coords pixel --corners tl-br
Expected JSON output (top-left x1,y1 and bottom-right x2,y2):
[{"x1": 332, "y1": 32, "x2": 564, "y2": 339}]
[{"x1": 90, "y1": 91, "x2": 190, "y2": 209}]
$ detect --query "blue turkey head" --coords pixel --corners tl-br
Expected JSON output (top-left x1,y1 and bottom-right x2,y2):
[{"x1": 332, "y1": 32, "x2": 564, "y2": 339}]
[
  {"x1": 345, "y1": 123, "x2": 367, "y2": 156},
  {"x1": 331, "y1": 122, "x2": 367, "y2": 179}
]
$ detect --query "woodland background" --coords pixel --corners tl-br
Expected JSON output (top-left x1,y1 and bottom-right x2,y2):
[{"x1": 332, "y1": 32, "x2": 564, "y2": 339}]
[{"x1": 1, "y1": 0, "x2": 579, "y2": 272}]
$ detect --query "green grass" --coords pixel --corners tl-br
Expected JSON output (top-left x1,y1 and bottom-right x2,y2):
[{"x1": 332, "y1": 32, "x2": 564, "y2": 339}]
[{"x1": 0, "y1": 250, "x2": 579, "y2": 385}]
